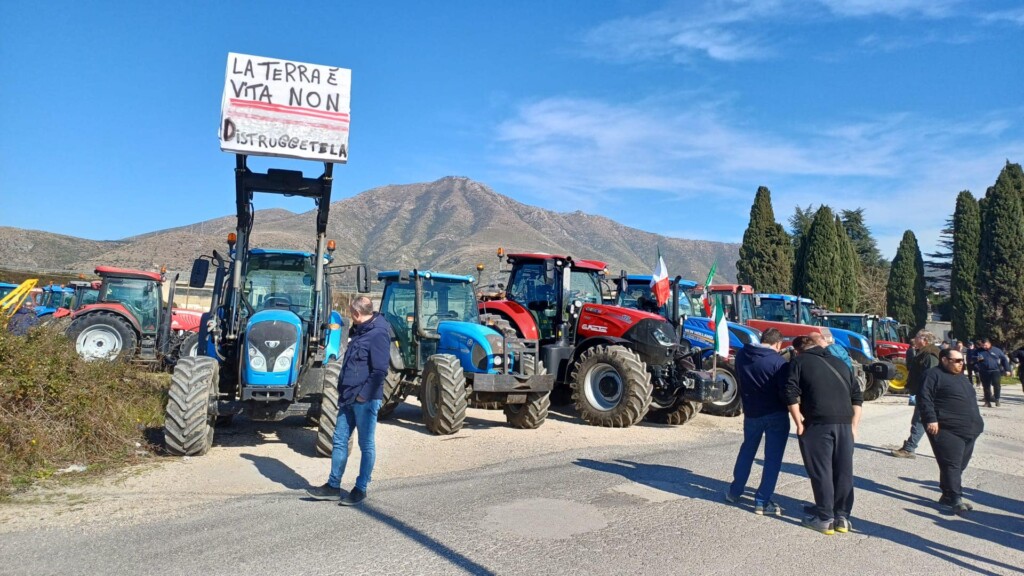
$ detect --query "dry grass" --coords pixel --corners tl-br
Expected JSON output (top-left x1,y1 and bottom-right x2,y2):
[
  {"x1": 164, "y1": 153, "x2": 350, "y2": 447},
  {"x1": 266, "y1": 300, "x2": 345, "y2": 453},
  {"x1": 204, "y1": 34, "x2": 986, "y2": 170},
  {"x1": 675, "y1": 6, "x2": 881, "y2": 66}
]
[{"x1": 0, "y1": 327, "x2": 166, "y2": 499}]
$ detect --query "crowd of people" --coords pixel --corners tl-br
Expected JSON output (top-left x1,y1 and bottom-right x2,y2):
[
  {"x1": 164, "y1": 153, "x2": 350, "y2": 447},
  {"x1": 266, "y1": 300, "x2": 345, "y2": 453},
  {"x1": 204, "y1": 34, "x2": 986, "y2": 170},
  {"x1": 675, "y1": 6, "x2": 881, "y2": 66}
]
[{"x1": 726, "y1": 326, "x2": 1009, "y2": 536}]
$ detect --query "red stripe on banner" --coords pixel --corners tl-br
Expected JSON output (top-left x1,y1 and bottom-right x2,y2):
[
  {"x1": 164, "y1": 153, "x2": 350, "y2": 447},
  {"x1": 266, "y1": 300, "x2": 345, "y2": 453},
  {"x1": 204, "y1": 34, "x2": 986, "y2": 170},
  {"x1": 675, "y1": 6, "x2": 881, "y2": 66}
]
[
  {"x1": 231, "y1": 111, "x2": 350, "y2": 132},
  {"x1": 229, "y1": 103, "x2": 350, "y2": 124},
  {"x1": 229, "y1": 98, "x2": 349, "y2": 120}
]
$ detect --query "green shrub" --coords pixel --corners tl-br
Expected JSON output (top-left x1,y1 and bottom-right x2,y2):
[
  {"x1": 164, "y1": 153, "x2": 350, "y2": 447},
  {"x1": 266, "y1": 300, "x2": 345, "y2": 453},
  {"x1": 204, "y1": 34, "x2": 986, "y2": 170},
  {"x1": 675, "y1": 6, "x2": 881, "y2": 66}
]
[{"x1": 0, "y1": 326, "x2": 166, "y2": 499}]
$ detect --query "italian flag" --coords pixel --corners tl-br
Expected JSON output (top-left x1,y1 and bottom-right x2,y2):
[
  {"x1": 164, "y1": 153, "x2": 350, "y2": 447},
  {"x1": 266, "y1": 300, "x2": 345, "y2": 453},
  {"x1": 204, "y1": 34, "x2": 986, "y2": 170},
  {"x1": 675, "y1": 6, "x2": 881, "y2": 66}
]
[
  {"x1": 650, "y1": 248, "x2": 670, "y2": 307},
  {"x1": 702, "y1": 261, "x2": 717, "y2": 319},
  {"x1": 713, "y1": 294, "x2": 730, "y2": 359}
]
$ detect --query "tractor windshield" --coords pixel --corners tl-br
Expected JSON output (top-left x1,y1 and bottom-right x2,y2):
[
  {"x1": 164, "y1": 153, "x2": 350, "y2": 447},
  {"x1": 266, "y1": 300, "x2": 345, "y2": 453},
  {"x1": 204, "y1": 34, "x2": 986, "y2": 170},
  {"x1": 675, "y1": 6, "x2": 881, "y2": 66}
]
[
  {"x1": 877, "y1": 320, "x2": 900, "y2": 342},
  {"x1": 568, "y1": 270, "x2": 602, "y2": 304},
  {"x1": 821, "y1": 315, "x2": 869, "y2": 338},
  {"x1": 619, "y1": 280, "x2": 699, "y2": 319},
  {"x1": 102, "y1": 277, "x2": 161, "y2": 331},
  {"x1": 75, "y1": 288, "x2": 99, "y2": 309},
  {"x1": 753, "y1": 299, "x2": 813, "y2": 324},
  {"x1": 244, "y1": 252, "x2": 316, "y2": 322},
  {"x1": 382, "y1": 276, "x2": 478, "y2": 341}
]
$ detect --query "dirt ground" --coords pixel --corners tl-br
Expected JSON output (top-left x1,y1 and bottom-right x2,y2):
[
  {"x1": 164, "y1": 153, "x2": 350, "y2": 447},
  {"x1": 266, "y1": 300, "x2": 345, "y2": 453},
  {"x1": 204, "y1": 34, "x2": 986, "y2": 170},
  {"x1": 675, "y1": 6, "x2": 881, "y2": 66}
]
[{"x1": 0, "y1": 398, "x2": 727, "y2": 533}]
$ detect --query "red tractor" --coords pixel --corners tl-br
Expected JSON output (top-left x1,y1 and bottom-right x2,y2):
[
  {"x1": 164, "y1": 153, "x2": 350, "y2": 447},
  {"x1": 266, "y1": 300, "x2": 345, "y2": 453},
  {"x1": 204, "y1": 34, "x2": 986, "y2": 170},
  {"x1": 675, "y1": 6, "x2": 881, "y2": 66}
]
[
  {"x1": 478, "y1": 252, "x2": 721, "y2": 427},
  {"x1": 66, "y1": 266, "x2": 199, "y2": 366}
]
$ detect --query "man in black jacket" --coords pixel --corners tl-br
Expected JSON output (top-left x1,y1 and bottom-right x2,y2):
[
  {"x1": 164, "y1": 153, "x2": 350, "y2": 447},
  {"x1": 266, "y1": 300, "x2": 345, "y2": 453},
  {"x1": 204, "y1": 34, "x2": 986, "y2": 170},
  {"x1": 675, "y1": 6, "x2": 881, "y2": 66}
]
[
  {"x1": 919, "y1": 348, "x2": 985, "y2": 515},
  {"x1": 787, "y1": 334, "x2": 863, "y2": 535},
  {"x1": 307, "y1": 296, "x2": 391, "y2": 506},
  {"x1": 891, "y1": 330, "x2": 940, "y2": 459},
  {"x1": 973, "y1": 338, "x2": 1010, "y2": 407},
  {"x1": 726, "y1": 328, "x2": 789, "y2": 516}
]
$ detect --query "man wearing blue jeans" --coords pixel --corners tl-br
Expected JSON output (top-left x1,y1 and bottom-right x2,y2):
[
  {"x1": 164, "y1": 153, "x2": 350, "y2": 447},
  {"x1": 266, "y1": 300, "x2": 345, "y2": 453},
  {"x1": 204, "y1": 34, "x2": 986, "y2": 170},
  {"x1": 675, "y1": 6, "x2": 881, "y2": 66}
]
[
  {"x1": 726, "y1": 328, "x2": 790, "y2": 516},
  {"x1": 307, "y1": 296, "x2": 391, "y2": 506}
]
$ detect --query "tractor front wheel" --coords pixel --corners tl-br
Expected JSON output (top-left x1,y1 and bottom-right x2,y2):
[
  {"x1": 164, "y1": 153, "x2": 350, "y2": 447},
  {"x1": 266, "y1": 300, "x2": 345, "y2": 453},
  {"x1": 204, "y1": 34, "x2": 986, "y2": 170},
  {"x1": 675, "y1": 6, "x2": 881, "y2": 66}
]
[
  {"x1": 699, "y1": 357, "x2": 743, "y2": 417},
  {"x1": 646, "y1": 395, "x2": 702, "y2": 425},
  {"x1": 68, "y1": 312, "x2": 138, "y2": 362},
  {"x1": 863, "y1": 374, "x2": 888, "y2": 401},
  {"x1": 164, "y1": 356, "x2": 218, "y2": 456},
  {"x1": 503, "y1": 355, "x2": 550, "y2": 429},
  {"x1": 570, "y1": 345, "x2": 652, "y2": 428},
  {"x1": 178, "y1": 332, "x2": 201, "y2": 359},
  {"x1": 315, "y1": 360, "x2": 343, "y2": 457},
  {"x1": 420, "y1": 354, "x2": 467, "y2": 435},
  {"x1": 888, "y1": 357, "x2": 909, "y2": 394}
]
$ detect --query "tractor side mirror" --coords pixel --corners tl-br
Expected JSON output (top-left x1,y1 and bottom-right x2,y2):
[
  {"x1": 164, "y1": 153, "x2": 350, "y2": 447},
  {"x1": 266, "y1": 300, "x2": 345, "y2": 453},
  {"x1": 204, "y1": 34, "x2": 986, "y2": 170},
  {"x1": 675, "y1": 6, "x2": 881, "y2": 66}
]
[
  {"x1": 545, "y1": 259, "x2": 556, "y2": 282},
  {"x1": 753, "y1": 295, "x2": 762, "y2": 307},
  {"x1": 783, "y1": 300, "x2": 793, "y2": 311},
  {"x1": 357, "y1": 265, "x2": 370, "y2": 293},
  {"x1": 189, "y1": 259, "x2": 210, "y2": 288}
]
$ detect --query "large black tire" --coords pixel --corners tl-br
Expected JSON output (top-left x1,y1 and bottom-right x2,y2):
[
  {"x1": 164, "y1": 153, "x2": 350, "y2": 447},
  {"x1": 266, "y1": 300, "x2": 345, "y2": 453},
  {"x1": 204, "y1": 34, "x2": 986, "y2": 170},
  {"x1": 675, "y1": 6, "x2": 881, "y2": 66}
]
[
  {"x1": 503, "y1": 355, "x2": 550, "y2": 429},
  {"x1": 700, "y1": 357, "x2": 743, "y2": 417},
  {"x1": 420, "y1": 354, "x2": 468, "y2": 435},
  {"x1": 570, "y1": 345, "x2": 652, "y2": 428},
  {"x1": 863, "y1": 373, "x2": 888, "y2": 402},
  {"x1": 178, "y1": 331, "x2": 201, "y2": 358},
  {"x1": 315, "y1": 360, "x2": 343, "y2": 457},
  {"x1": 888, "y1": 357, "x2": 909, "y2": 394},
  {"x1": 68, "y1": 312, "x2": 138, "y2": 362},
  {"x1": 479, "y1": 313, "x2": 519, "y2": 338},
  {"x1": 164, "y1": 356, "x2": 218, "y2": 456},
  {"x1": 646, "y1": 396, "x2": 702, "y2": 425},
  {"x1": 377, "y1": 369, "x2": 405, "y2": 421}
]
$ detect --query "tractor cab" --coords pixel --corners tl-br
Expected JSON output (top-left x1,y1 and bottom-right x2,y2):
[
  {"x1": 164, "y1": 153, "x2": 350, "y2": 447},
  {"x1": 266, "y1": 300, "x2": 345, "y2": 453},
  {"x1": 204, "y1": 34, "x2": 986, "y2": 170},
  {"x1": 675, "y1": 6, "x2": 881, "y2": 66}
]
[
  {"x1": 752, "y1": 293, "x2": 815, "y2": 325},
  {"x1": 705, "y1": 284, "x2": 757, "y2": 325},
  {"x1": 0, "y1": 283, "x2": 17, "y2": 301},
  {"x1": 36, "y1": 285, "x2": 75, "y2": 317},
  {"x1": 502, "y1": 253, "x2": 605, "y2": 342},
  {"x1": 615, "y1": 275, "x2": 700, "y2": 320}
]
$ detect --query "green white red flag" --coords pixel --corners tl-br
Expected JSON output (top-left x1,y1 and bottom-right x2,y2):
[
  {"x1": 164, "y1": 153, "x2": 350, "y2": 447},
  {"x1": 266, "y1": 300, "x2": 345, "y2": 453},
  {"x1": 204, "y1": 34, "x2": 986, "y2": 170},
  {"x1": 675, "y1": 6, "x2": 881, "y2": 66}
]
[
  {"x1": 713, "y1": 294, "x2": 730, "y2": 359},
  {"x1": 650, "y1": 248, "x2": 670, "y2": 307},
  {"x1": 702, "y1": 262, "x2": 717, "y2": 319}
]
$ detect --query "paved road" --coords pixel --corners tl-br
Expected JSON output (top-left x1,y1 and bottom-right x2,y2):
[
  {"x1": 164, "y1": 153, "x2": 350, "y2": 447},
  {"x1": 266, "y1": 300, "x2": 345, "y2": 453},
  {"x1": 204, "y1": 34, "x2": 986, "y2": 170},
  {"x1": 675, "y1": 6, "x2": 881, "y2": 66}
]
[{"x1": 2, "y1": 389, "x2": 1023, "y2": 575}]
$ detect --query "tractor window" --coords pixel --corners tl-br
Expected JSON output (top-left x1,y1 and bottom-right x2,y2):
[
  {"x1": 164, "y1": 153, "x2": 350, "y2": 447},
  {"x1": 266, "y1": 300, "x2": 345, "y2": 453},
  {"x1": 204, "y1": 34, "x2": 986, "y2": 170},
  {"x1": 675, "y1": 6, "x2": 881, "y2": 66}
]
[
  {"x1": 568, "y1": 270, "x2": 602, "y2": 304},
  {"x1": 737, "y1": 294, "x2": 755, "y2": 324},
  {"x1": 877, "y1": 321, "x2": 899, "y2": 342},
  {"x1": 102, "y1": 278, "x2": 161, "y2": 331},
  {"x1": 507, "y1": 262, "x2": 556, "y2": 308},
  {"x1": 244, "y1": 253, "x2": 316, "y2": 321},
  {"x1": 753, "y1": 299, "x2": 792, "y2": 322},
  {"x1": 822, "y1": 316, "x2": 868, "y2": 338}
]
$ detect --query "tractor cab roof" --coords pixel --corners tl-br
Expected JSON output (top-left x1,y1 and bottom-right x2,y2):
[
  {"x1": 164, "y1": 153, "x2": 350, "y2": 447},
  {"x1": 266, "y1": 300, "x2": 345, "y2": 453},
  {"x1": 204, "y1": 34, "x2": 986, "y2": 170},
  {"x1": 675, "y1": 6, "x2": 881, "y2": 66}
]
[
  {"x1": 818, "y1": 312, "x2": 879, "y2": 319},
  {"x1": 250, "y1": 248, "x2": 314, "y2": 258},
  {"x1": 625, "y1": 275, "x2": 698, "y2": 288},
  {"x1": 0, "y1": 282, "x2": 18, "y2": 288},
  {"x1": 42, "y1": 285, "x2": 74, "y2": 293},
  {"x1": 378, "y1": 270, "x2": 475, "y2": 283},
  {"x1": 94, "y1": 266, "x2": 163, "y2": 283},
  {"x1": 507, "y1": 253, "x2": 607, "y2": 272},
  {"x1": 756, "y1": 293, "x2": 815, "y2": 304},
  {"x1": 710, "y1": 283, "x2": 754, "y2": 294}
]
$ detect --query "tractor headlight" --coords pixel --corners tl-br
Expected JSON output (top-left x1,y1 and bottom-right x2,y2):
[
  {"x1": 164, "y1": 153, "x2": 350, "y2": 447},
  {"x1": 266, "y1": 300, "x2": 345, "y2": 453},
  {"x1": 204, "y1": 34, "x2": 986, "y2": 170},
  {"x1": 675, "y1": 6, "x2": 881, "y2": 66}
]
[
  {"x1": 493, "y1": 354, "x2": 503, "y2": 367},
  {"x1": 249, "y1": 346, "x2": 266, "y2": 371},
  {"x1": 274, "y1": 345, "x2": 296, "y2": 372}
]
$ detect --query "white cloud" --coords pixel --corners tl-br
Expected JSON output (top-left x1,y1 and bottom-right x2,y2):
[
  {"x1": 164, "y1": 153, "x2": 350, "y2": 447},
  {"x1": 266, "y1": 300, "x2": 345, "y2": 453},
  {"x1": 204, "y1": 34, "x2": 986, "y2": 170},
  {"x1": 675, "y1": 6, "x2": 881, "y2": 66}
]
[
  {"x1": 491, "y1": 97, "x2": 1024, "y2": 258},
  {"x1": 981, "y1": 7, "x2": 1024, "y2": 25},
  {"x1": 817, "y1": 0, "x2": 961, "y2": 18}
]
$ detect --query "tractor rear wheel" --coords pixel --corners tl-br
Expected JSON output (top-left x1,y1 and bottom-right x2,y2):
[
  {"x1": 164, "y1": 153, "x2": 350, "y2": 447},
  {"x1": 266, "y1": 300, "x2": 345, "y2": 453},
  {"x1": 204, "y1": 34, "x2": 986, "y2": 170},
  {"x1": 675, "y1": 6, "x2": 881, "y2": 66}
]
[
  {"x1": 420, "y1": 354, "x2": 467, "y2": 435},
  {"x1": 701, "y1": 358, "x2": 743, "y2": 417},
  {"x1": 377, "y1": 369, "x2": 405, "y2": 421},
  {"x1": 68, "y1": 312, "x2": 138, "y2": 362},
  {"x1": 570, "y1": 345, "x2": 652, "y2": 428},
  {"x1": 888, "y1": 357, "x2": 909, "y2": 394},
  {"x1": 504, "y1": 355, "x2": 550, "y2": 429},
  {"x1": 315, "y1": 360, "x2": 343, "y2": 457},
  {"x1": 178, "y1": 332, "x2": 201, "y2": 358},
  {"x1": 164, "y1": 356, "x2": 218, "y2": 456}
]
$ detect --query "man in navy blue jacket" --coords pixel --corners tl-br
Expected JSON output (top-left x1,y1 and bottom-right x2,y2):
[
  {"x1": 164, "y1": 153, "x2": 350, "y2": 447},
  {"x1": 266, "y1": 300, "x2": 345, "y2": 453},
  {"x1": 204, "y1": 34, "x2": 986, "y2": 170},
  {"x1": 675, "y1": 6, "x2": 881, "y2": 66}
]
[
  {"x1": 973, "y1": 338, "x2": 1010, "y2": 407},
  {"x1": 726, "y1": 328, "x2": 789, "y2": 516},
  {"x1": 308, "y1": 296, "x2": 391, "y2": 506}
]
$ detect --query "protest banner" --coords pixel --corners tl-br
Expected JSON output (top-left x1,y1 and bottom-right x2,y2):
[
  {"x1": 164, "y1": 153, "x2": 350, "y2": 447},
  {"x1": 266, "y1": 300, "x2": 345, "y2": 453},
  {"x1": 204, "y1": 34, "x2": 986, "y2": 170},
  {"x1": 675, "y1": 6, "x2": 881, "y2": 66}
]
[{"x1": 220, "y1": 53, "x2": 351, "y2": 163}]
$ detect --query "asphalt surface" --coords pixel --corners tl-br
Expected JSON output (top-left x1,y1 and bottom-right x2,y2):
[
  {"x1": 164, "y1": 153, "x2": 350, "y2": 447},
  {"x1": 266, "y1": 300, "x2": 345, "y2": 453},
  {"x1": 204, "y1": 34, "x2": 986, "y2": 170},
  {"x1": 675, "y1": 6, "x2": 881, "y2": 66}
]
[{"x1": 2, "y1": 388, "x2": 1023, "y2": 576}]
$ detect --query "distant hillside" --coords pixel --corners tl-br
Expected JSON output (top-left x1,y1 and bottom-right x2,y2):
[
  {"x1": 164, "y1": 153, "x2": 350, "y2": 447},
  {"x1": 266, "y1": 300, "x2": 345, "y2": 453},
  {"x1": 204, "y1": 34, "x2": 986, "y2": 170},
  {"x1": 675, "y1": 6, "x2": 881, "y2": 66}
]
[{"x1": 0, "y1": 177, "x2": 739, "y2": 283}]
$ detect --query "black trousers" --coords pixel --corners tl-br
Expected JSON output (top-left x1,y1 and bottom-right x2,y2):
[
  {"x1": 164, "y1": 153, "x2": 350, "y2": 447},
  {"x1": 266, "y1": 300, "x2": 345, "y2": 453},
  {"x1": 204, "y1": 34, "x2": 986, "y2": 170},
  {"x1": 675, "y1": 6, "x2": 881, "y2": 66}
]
[
  {"x1": 979, "y1": 371, "x2": 1001, "y2": 403},
  {"x1": 926, "y1": 429, "x2": 977, "y2": 502},
  {"x1": 798, "y1": 423, "x2": 855, "y2": 521}
]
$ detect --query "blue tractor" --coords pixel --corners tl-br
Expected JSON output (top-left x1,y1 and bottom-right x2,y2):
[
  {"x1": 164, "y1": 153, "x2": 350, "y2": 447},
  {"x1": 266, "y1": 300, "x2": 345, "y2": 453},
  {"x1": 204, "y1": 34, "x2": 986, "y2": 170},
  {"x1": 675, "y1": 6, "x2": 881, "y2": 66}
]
[
  {"x1": 615, "y1": 274, "x2": 760, "y2": 417},
  {"x1": 166, "y1": 155, "x2": 369, "y2": 457},
  {"x1": 377, "y1": 269, "x2": 554, "y2": 434},
  {"x1": 35, "y1": 284, "x2": 75, "y2": 318}
]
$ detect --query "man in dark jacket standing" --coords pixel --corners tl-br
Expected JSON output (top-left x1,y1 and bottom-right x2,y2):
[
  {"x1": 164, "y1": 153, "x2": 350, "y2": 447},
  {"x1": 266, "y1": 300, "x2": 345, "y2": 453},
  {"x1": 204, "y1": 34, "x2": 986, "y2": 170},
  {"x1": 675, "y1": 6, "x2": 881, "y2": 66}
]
[
  {"x1": 787, "y1": 334, "x2": 863, "y2": 535},
  {"x1": 6, "y1": 300, "x2": 39, "y2": 336},
  {"x1": 919, "y1": 348, "x2": 985, "y2": 515},
  {"x1": 307, "y1": 296, "x2": 391, "y2": 505},
  {"x1": 973, "y1": 338, "x2": 1010, "y2": 407},
  {"x1": 891, "y1": 330, "x2": 940, "y2": 459},
  {"x1": 726, "y1": 328, "x2": 789, "y2": 516}
]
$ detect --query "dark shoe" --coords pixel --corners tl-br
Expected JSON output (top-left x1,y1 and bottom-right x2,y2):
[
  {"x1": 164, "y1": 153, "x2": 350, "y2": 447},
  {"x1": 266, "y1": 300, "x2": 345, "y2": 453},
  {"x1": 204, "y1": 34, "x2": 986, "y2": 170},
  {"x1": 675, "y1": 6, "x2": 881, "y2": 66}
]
[
  {"x1": 983, "y1": 402, "x2": 992, "y2": 408},
  {"x1": 890, "y1": 448, "x2": 916, "y2": 459},
  {"x1": 755, "y1": 502, "x2": 782, "y2": 516},
  {"x1": 952, "y1": 502, "x2": 970, "y2": 516},
  {"x1": 834, "y1": 517, "x2": 852, "y2": 533},
  {"x1": 339, "y1": 487, "x2": 366, "y2": 506},
  {"x1": 724, "y1": 491, "x2": 740, "y2": 504},
  {"x1": 995, "y1": 400, "x2": 1000, "y2": 407},
  {"x1": 306, "y1": 483, "x2": 341, "y2": 501},
  {"x1": 938, "y1": 494, "x2": 955, "y2": 507},
  {"x1": 802, "y1": 515, "x2": 835, "y2": 535}
]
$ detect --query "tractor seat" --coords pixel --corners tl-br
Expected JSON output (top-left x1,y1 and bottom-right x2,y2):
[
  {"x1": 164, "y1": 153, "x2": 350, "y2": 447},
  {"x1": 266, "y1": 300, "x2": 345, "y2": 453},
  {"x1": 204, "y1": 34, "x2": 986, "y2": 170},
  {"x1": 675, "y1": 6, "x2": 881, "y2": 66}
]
[{"x1": 264, "y1": 294, "x2": 292, "y2": 309}]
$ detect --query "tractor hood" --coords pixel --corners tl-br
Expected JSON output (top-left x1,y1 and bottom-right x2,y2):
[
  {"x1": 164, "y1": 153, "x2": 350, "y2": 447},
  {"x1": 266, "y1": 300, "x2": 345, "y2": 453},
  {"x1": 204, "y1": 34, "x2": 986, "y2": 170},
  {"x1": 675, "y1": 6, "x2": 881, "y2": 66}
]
[
  {"x1": 436, "y1": 320, "x2": 508, "y2": 374},
  {"x1": 244, "y1": 309, "x2": 304, "y2": 386}
]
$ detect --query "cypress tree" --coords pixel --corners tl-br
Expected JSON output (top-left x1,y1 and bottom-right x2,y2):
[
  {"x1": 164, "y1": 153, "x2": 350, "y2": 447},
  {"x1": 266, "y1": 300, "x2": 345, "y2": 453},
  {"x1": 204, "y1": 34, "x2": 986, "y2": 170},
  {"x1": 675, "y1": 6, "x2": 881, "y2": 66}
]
[
  {"x1": 977, "y1": 162, "x2": 1024, "y2": 346},
  {"x1": 834, "y1": 216, "x2": 861, "y2": 312},
  {"x1": 796, "y1": 206, "x2": 843, "y2": 309},
  {"x1": 887, "y1": 230, "x2": 927, "y2": 331},
  {"x1": 950, "y1": 191, "x2": 980, "y2": 343},
  {"x1": 840, "y1": 208, "x2": 885, "y2": 269},
  {"x1": 789, "y1": 204, "x2": 816, "y2": 293},
  {"x1": 736, "y1": 186, "x2": 794, "y2": 293}
]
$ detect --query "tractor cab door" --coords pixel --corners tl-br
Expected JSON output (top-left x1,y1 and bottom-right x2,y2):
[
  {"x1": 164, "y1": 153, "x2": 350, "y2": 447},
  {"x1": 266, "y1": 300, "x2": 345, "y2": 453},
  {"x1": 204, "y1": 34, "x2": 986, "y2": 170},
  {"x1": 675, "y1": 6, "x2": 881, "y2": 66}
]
[
  {"x1": 381, "y1": 279, "x2": 418, "y2": 369},
  {"x1": 102, "y1": 277, "x2": 162, "y2": 334},
  {"x1": 507, "y1": 261, "x2": 559, "y2": 341}
]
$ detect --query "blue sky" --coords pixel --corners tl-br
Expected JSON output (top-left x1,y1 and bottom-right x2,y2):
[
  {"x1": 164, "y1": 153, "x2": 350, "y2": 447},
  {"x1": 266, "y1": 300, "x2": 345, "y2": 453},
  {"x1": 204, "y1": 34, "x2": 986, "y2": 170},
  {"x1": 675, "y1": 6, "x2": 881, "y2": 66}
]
[{"x1": 2, "y1": 1, "x2": 1022, "y2": 259}]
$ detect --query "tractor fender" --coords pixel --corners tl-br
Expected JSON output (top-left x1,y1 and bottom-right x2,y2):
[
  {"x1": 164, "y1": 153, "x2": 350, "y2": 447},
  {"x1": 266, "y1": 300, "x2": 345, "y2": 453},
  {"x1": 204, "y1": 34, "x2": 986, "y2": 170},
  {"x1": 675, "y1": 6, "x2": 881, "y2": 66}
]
[
  {"x1": 323, "y1": 310, "x2": 345, "y2": 361},
  {"x1": 171, "y1": 308, "x2": 202, "y2": 332},
  {"x1": 477, "y1": 300, "x2": 538, "y2": 339},
  {"x1": 71, "y1": 303, "x2": 142, "y2": 335}
]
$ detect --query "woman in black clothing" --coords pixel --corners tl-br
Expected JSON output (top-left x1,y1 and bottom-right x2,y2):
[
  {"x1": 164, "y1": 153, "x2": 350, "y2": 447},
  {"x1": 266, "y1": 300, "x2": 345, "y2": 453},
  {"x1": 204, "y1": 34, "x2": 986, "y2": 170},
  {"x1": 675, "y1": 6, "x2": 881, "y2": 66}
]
[{"x1": 918, "y1": 348, "x2": 985, "y2": 516}]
